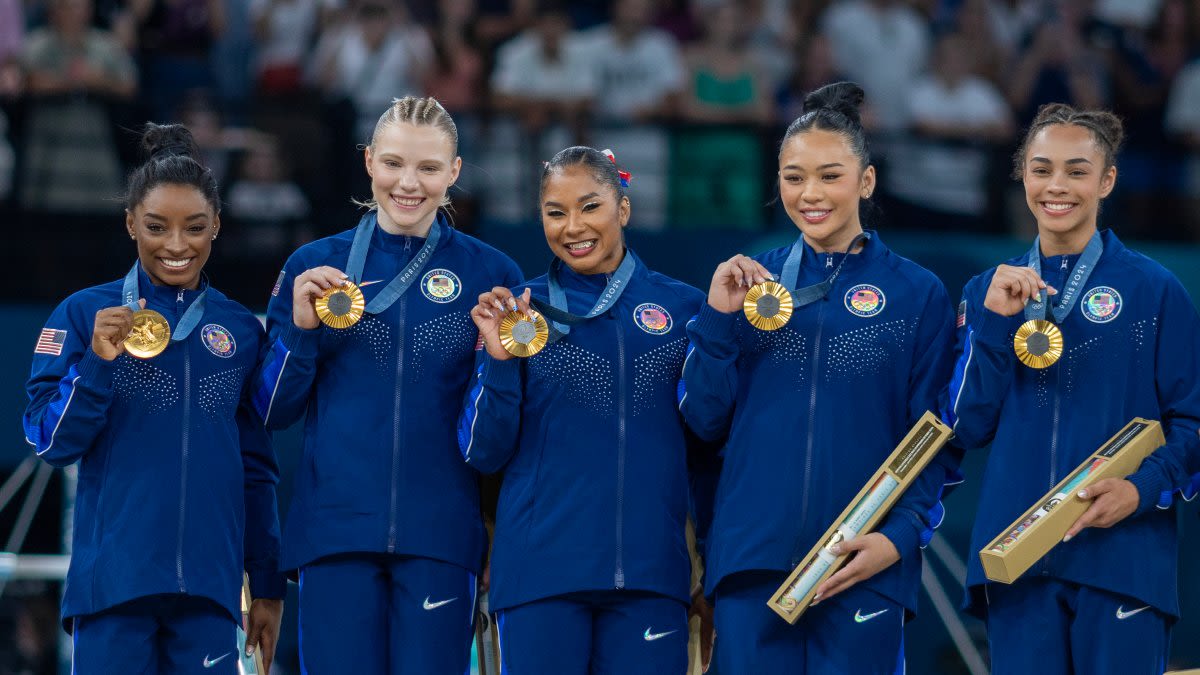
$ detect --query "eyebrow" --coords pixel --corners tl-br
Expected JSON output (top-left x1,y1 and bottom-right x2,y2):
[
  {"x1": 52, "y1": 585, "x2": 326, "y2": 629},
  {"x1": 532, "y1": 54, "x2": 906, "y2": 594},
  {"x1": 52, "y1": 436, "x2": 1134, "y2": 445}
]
[
  {"x1": 378, "y1": 154, "x2": 446, "y2": 166},
  {"x1": 1030, "y1": 156, "x2": 1093, "y2": 165},
  {"x1": 144, "y1": 212, "x2": 209, "y2": 221},
  {"x1": 543, "y1": 192, "x2": 601, "y2": 208},
  {"x1": 781, "y1": 162, "x2": 846, "y2": 171}
]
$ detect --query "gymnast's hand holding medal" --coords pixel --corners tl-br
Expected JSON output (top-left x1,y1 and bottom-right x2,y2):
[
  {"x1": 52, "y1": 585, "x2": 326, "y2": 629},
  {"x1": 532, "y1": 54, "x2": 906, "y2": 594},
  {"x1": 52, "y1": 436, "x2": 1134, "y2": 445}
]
[
  {"x1": 292, "y1": 266, "x2": 361, "y2": 330},
  {"x1": 471, "y1": 287, "x2": 547, "y2": 360}
]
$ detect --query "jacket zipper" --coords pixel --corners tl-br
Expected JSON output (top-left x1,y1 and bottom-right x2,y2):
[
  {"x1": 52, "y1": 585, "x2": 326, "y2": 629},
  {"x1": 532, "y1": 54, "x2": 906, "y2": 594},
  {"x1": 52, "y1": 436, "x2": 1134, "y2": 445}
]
[
  {"x1": 614, "y1": 283, "x2": 627, "y2": 589},
  {"x1": 388, "y1": 238, "x2": 413, "y2": 552},
  {"x1": 176, "y1": 290, "x2": 189, "y2": 592},
  {"x1": 1042, "y1": 258, "x2": 1069, "y2": 574},
  {"x1": 797, "y1": 278, "x2": 828, "y2": 554}
]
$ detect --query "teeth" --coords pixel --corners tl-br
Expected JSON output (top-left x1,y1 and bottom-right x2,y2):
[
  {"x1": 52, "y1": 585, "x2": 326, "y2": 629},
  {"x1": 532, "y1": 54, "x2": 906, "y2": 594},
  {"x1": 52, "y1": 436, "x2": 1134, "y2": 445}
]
[
  {"x1": 1044, "y1": 203, "x2": 1074, "y2": 212},
  {"x1": 162, "y1": 259, "x2": 191, "y2": 268},
  {"x1": 567, "y1": 241, "x2": 596, "y2": 251},
  {"x1": 393, "y1": 196, "x2": 423, "y2": 207},
  {"x1": 803, "y1": 210, "x2": 830, "y2": 218}
]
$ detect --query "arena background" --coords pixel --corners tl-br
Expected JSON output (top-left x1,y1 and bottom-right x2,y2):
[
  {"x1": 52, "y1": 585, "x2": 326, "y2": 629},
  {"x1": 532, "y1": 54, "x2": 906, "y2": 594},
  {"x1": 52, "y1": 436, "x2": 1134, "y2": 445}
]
[{"x1": 2, "y1": 0, "x2": 1199, "y2": 672}]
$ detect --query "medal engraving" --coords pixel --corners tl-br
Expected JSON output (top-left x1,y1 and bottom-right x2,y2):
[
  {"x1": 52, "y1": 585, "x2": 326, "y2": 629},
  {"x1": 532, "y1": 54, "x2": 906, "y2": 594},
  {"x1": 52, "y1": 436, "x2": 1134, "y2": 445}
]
[
  {"x1": 315, "y1": 282, "x2": 366, "y2": 329},
  {"x1": 124, "y1": 309, "x2": 171, "y2": 359},
  {"x1": 499, "y1": 310, "x2": 549, "y2": 357},
  {"x1": 1014, "y1": 319, "x2": 1063, "y2": 369},
  {"x1": 744, "y1": 281, "x2": 794, "y2": 331}
]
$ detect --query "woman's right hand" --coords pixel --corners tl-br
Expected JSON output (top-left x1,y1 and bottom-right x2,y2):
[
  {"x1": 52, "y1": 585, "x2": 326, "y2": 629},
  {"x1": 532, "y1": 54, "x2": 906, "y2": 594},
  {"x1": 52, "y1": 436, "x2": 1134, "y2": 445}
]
[
  {"x1": 471, "y1": 287, "x2": 532, "y2": 361},
  {"x1": 707, "y1": 254, "x2": 771, "y2": 314},
  {"x1": 983, "y1": 264, "x2": 1057, "y2": 317},
  {"x1": 91, "y1": 300, "x2": 143, "y2": 361},
  {"x1": 292, "y1": 266, "x2": 349, "y2": 329}
]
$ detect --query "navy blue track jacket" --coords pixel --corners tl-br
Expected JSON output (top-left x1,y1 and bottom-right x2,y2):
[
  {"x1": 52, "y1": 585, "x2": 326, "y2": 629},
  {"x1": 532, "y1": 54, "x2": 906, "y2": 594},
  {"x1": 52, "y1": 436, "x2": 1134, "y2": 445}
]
[
  {"x1": 680, "y1": 232, "x2": 961, "y2": 613},
  {"x1": 22, "y1": 265, "x2": 286, "y2": 627},
  {"x1": 254, "y1": 214, "x2": 522, "y2": 574},
  {"x1": 946, "y1": 229, "x2": 1200, "y2": 617},
  {"x1": 457, "y1": 252, "x2": 706, "y2": 611}
]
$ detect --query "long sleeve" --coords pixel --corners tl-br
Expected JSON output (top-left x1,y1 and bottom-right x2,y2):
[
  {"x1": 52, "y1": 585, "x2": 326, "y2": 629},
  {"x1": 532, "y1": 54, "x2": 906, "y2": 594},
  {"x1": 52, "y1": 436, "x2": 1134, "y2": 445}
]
[
  {"x1": 458, "y1": 353, "x2": 524, "y2": 474},
  {"x1": 878, "y1": 282, "x2": 964, "y2": 559},
  {"x1": 941, "y1": 278, "x2": 1020, "y2": 450},
  {"x1": 22, "y1": 299, "x2": 117, "y2": 467},
  {"x1": 1127, "y1": 276, "x2": 1200, "y2": 515},
  {"x1": 679, "y1": 304, "x2": 741, "y2": 442},
  {"x1": 252, "y1": 256, "x2": 322, "y2": 430},
  {"x1": 241, "y1": 330, "x2": 288, "y2": 600}
]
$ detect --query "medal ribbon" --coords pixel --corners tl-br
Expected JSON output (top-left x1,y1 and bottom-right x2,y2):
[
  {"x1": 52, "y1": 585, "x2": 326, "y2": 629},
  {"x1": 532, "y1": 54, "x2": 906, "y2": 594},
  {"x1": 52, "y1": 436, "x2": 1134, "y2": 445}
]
[
  {"x1": 344, "y1": 210, "x2": 443, "y2": 314},
  {"x1": 1023, "y1": 231, "x2": 1103, "y2": 324},
  {"x1": 779, "y1": 231, "x2": 872, "y2": 306},
  {"x1": 529, "y1": 251, "x2": 638, "y2": 342},
  {"x1": 122, "y1": 262, "x2": 208, "y2": 342}
]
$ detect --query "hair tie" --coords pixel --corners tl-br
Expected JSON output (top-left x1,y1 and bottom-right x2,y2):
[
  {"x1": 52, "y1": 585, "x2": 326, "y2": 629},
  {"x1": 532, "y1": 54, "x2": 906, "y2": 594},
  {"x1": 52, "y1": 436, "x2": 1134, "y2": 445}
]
[{"x1": 601, "y1": 148, "x2": 632, "y2": 188}]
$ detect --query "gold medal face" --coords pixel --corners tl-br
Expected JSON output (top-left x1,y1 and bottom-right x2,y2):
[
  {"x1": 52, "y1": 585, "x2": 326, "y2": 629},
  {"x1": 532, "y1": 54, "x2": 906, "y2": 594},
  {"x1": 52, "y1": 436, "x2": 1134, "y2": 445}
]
[
  {"x1": 499, "y1": 310, "x2": 549, "y2": 358},
  {"x1": 315, "y1": 282, "x2": 365, "y2": 329},
  {"x1": 124, "y1": 309, "x2": 171, "y2": 359},
  {"x1": 743, "y1": 281, "x2": 794, "y2": 331},
  {"x1": 1014, "y1": 319, "x2": 1063, "y2": 369}
]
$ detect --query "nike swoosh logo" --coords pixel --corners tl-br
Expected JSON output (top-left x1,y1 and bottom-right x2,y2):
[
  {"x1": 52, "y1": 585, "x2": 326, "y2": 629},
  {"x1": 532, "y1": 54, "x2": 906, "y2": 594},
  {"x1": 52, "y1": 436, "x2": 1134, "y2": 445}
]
[
  {"x1": 203, "y1": 652, "x2": 232, "y2": 668},
  {"x1": 1116, "y1": 605, "x2": 1150, "y2": 620},
  {"x1": 643, "y1": 627, "x2": 677, "y2": 641},
  {"x1": 423, "y1": 596, "x2": 458, "y2": 610},
  {"x1": 854, "y1": 608, "x2": 890, "y2": 623}
]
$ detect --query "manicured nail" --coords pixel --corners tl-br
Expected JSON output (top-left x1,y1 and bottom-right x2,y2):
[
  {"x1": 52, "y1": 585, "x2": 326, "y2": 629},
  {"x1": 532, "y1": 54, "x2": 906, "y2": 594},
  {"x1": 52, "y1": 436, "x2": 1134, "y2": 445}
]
[
  {"x1": 1063, "y1": 534, "x2": 1073, "y2": 542},
  {"x1": 1077, "y1": 490, "x2": 1087, "y2": 499},
  {"x1": 246, "y1": 644, "x2": 255, "y2": 656},
  {"x1": 812, "y1": 594, "x2": 822, "y2": 604},
  {"x1": 830, "y1": 544, "x2": 843, "y2": 555}
]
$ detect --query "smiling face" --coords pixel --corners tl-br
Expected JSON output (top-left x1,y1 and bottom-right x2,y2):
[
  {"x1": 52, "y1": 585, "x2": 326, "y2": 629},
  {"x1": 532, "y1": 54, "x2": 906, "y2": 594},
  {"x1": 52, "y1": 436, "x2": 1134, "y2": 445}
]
[
  {"x1": 1022, "y1": 123, "x2": 1116, "y2": 240},
  {"x1": 778, "y1": 128, "x2": 874, "y2": 251},
  {"x1": 125, "y1": 183, "x2": 219, "y2": 289},
  {"x1": 364, "y1": 122, "x2": 461, "y2": 235},
  {"x1": 541, "y1": 164, "x2": 630, "y2": 275}
]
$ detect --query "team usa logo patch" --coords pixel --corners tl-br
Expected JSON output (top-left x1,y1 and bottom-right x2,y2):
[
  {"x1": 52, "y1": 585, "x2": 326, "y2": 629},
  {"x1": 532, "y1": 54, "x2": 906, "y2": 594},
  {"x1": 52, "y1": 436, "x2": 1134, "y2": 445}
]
[
  {"x1": 271, "y1": 270, "x2": 285, "y2": 297},
  {"x1": 844, "y1": 284, "x2": 885, "y2": 317},
  {"x1": 633, "y1": 303, "x2": 672, "y2": 335},
  {"x1": 1082, "y1": 286, "x2": 1121, "y2": 323},
  {"x1": 421, "y1": 269, "x2": 461, "y2": 303},
  {"x1": 200, "y1": 324, "x2": 236, "y2": 358}
]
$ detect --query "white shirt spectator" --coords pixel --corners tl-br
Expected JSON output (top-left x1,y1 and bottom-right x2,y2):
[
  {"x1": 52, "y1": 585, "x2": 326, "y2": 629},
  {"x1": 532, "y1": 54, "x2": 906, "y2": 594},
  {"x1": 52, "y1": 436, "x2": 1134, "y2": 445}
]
[
  {"x1": 578, "y1": 25, "x2": 684, "y2": 122},
  {"x1": 491, "y1": 30, "x2": 596, "y2": 101},
  {"x1": 821, "y1": 0, "x2": 931, "y2": 131},
  {"x1": 889, "y1": 75, "x2": 1011, "y2": 215}
]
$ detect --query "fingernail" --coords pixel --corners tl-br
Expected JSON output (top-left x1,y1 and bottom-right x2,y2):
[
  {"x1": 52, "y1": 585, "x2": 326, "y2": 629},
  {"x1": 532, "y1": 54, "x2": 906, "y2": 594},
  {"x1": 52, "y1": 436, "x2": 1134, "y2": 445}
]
[
  {"x1": 1077, "y1": 490, "x2": 1087, "y2": 498},
  {"x1": 247, "y1": 645, "x2": 255, "y2": 656},
  {"x1": 486, "y1": 310, "x2": 494, "y2": 319},
  {"x1": 830, "y1": 544, "x2": 843, "y2": 555},
  {"x1": 1063, "y1": 534, "x2": 1072, "y2": 542},
  {"x1": 812, "y1": 594, "x2": 822, "y2": 604}
]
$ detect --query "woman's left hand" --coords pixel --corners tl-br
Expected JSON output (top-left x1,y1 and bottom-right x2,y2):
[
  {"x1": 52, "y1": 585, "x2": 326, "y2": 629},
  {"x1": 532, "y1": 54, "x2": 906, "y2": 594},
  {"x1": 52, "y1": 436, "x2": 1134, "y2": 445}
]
[
  {"x1": 1063, "y1": 478, "x2": 1140, "y2": 542},
  {"x1": 246, "y1": 598, "x2": 284, "y2": 673},
  {"x1": 811, "y1": 532, "x2": 900, "y2": 605}
]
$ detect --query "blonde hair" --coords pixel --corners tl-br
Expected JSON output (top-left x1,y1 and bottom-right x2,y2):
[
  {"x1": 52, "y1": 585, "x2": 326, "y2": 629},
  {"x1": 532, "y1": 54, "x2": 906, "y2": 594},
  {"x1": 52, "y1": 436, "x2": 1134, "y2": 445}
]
[{"x1": 357, "y1": 96, "x2": 459, "y2": 210}]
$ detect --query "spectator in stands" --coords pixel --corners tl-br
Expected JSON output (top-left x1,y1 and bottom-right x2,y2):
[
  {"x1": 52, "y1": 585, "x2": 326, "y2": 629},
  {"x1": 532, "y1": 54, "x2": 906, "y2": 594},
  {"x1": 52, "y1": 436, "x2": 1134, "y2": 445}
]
[
  {"x1": 251, "y1": 0, "x2": 324, "y2": 96},
  {"x1": 680, "y1": 0, "x2": 772, "y2": 125},
  {"x1": 19, "y1": 0, "x2": 136, "y2": 213},
  {"x1": 954, "y1": 0, "x2": 1014, "y2": 86},
  {"x1": 1165, "y1": 39, "x2": 1200, "y2": 238},
  {"x1": 888, "y1": 33, "x2": 1013, "y2": 232},
  {"x1": 821, "y1": 0, "x2": 931, "y2": 132},
  {"x1": 425, "y1": 0, "x2": 487, "y2": 118},
  {"x1": 1006, "y1": 0, "x2": 1107, "y2": 126},
  {"x1": 580, "y1": 0, "x2": 685, "y2": 124},
  {"x1": 491, "y1": 1, "x2": 594, "y2": 137},
  {"x1": 116, "y1": 0, "x2": 224, "y2": 122},
  {"x1": 776, "y1": 34, "x2": 844, "y2": 125},
  {"x1": 227, "y1": 136, "x2": 312, "y2": 256},
  {"x1": 310, "y1": 0, "x2": 432, "y2": 142}
]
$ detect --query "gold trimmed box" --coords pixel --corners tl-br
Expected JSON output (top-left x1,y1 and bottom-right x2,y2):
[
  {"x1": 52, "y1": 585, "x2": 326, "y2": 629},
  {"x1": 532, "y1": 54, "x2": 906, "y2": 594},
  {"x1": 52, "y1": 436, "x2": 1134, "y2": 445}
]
[
  {"x1": 767, "y1": 411, "x2": 953, "y2": 623},
  {"x1": 980, "y1": 418, "x2": 1164, "y2": 584}
]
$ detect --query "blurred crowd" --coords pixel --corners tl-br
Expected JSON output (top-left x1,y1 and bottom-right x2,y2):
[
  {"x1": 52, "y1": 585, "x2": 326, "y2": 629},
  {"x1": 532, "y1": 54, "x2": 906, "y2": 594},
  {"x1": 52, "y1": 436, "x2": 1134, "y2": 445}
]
[{"x1": 3, "y1": 0, "x2": 1200, "y2": 293}]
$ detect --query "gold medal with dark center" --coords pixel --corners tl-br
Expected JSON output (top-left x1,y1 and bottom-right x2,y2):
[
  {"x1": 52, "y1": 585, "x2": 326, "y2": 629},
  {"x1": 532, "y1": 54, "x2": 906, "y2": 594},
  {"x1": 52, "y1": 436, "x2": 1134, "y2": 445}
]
[
  {"x1": 124, "y1": 309, "x2": 171, "y2": 359},
  {"x1": 315, "y1": 282, "x2": 365, "y2": 329},
  {"x1": 743, "y1": 281, "x2": 794, "y2": 331},
  {"x1": 1014, "y1": 319, "x2": 1063, "y2": 369},
  {"x1": 499, "y1": 310, "x2": 549, "y2": 358}
]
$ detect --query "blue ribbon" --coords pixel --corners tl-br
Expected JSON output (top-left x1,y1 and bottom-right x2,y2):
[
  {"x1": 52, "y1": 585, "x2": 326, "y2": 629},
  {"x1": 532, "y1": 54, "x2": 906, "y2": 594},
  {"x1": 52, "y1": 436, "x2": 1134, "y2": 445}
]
[
  {"x1": 778, "y1": 231, "x2": 871, "y2": 307},
  {"x1": 529, "y1": 251, "x2": 637, "y2": 342},
  {"x1": 1024, "y1": 231, "x2": 1103, "y2": 324},
  {"x1": 121, "y1": 262, "x2": 207, "y2": 343},
  {"x1": 344, "y1": 210, "x2": 444, "y2": 315}
]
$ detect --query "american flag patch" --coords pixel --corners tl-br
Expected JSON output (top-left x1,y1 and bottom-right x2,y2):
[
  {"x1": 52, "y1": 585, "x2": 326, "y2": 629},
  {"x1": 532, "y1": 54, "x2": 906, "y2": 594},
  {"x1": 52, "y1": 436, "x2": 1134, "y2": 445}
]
[
  {"x1": 271, "y1": 270, "x2": 286, "y2": 297},
  {"x1": 956, "y1": 301, "x2": 967, "y2": 328},
  {"x1": 475, "y1": 332, "x2": 485, "y2": 351},
  {"x1": 35, "y1": 328, "x2": 67, "y2": 356}
]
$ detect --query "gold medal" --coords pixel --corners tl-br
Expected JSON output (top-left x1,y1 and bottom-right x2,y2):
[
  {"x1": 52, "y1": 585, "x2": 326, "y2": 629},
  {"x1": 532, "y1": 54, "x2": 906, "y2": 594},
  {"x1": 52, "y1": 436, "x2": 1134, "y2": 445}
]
[
  {"x1": 743, "y1": 281, "x2": 794, "y2": 331},
  {"x1": 124, "y1": 309, "x2": 171, "y2": 359},
  {"x1": 499, "y1": 310, "x2": 549, "y2": 358},
  {"x1": 1014, "y1": 319, "x2": 1063, "y2": 368},
  {"x1": 315, "y1": 282, "x2": 365, "y2": 329}
]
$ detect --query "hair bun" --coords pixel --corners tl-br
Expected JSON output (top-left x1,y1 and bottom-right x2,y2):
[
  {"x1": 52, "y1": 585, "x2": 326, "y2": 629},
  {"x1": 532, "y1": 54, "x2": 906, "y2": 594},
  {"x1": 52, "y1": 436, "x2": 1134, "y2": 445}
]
[
  {"x1": 140, "y1": 123, "x2": 199, "y2": 162},
  {"x1": 802, "y1": 82, "x2": 865, "y2": 126}
]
